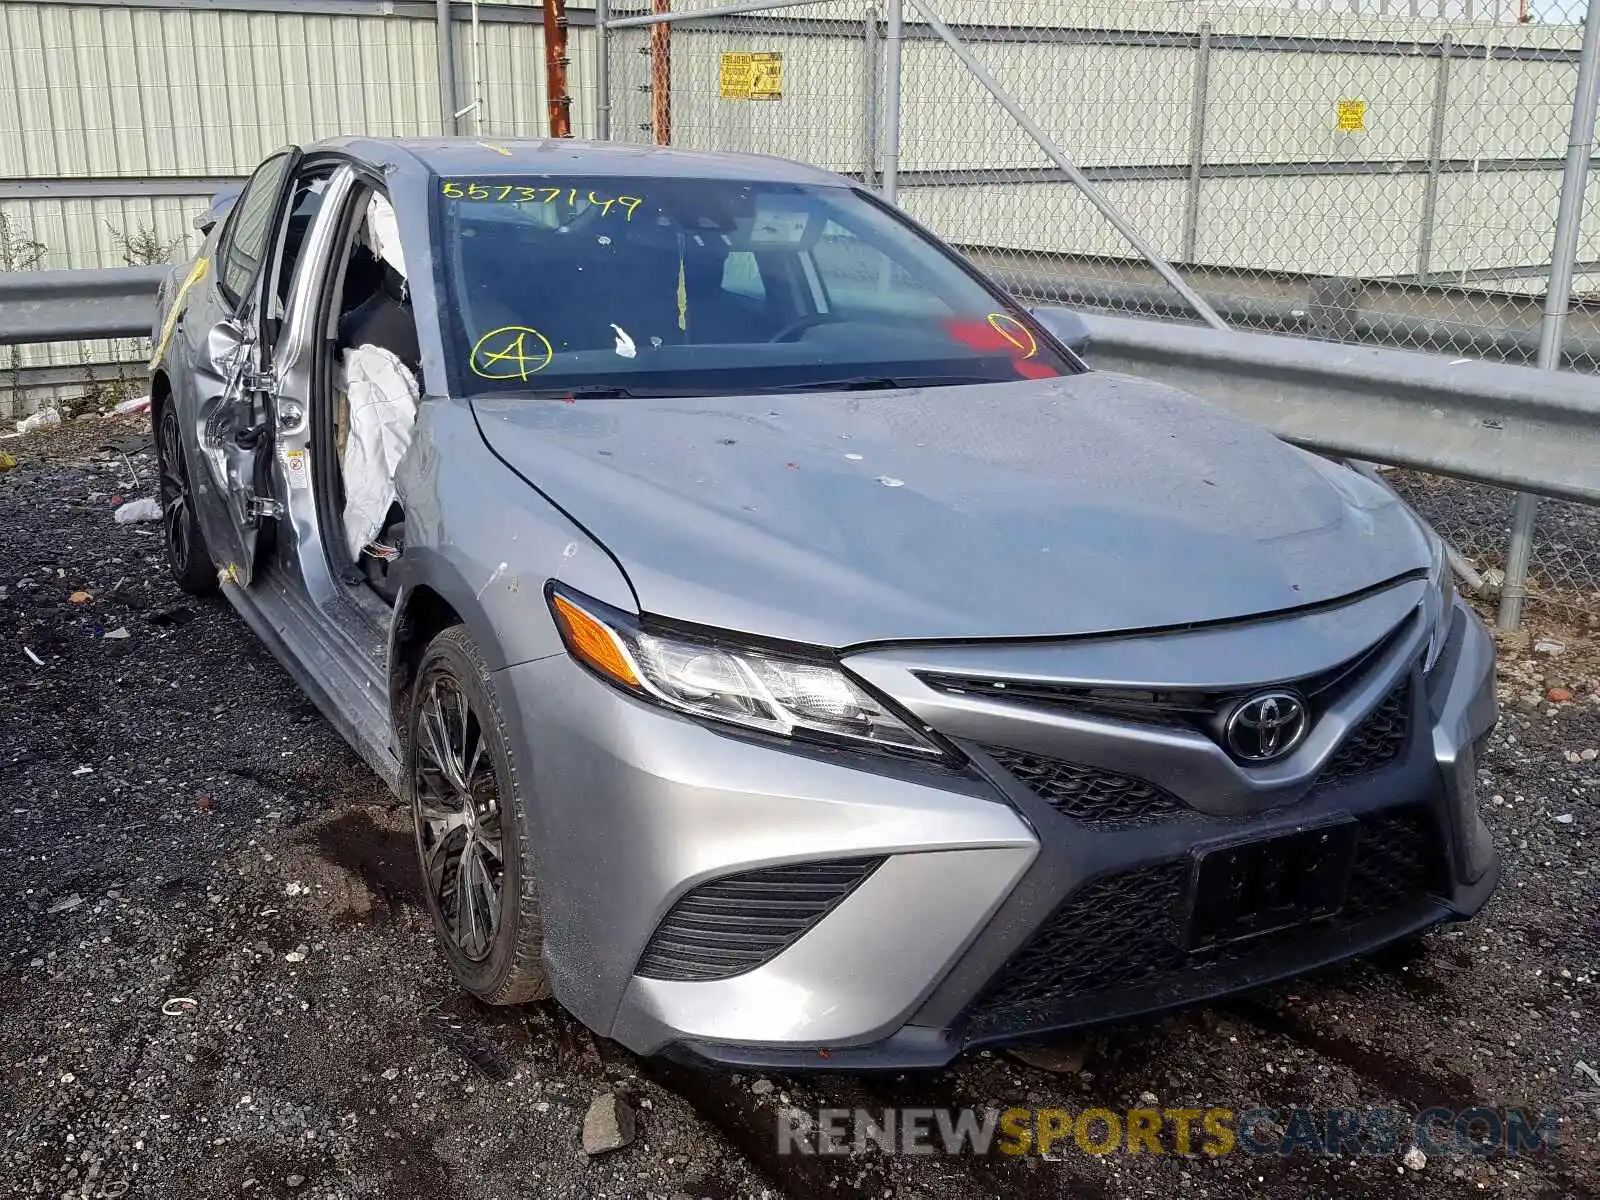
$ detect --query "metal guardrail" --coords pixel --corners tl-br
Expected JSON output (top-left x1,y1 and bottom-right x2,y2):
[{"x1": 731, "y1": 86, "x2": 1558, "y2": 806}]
[
  {"x1": 992, "y1": 263, "x2": 1600, "y2": 371},
  {"x1": 0, "y1": 267, "x2": 165, "y2": 345},
  {"x1": 3, "y1": 266, "x2": 1597, "y2": 508},
  {"x1": 1062, "y1": 310, "x2": 1600, "y2": 507}
]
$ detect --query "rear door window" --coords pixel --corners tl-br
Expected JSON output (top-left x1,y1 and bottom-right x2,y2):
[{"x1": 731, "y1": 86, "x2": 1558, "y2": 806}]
[
  {"x1": 808, "y1": 220, "x2": 952, "y2": 319},
  {"x1": 217, "y1": 151, "x2": 296, "y2": 310}
]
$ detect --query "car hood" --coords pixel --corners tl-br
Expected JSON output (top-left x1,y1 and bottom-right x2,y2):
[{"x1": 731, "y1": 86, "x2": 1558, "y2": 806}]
[{"x1": 470, "y1": 373, "x2": 1430, "y2": 647}]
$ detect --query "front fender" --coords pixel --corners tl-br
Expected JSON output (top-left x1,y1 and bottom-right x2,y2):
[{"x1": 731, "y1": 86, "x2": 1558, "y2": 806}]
[{"x1": 388, "y1": 394, "x2": 637, "y2": 675}]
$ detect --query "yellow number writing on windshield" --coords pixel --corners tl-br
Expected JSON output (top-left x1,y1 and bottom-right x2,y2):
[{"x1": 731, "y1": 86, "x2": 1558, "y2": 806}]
[{"x1": 440, "y1": 182, "x2": 646, "y2": 220}]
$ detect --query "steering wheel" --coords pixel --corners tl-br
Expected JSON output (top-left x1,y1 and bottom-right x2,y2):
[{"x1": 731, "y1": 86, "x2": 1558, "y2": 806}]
[{"x1": 768, "y1": 313, "x2": 841, "y2": 343}]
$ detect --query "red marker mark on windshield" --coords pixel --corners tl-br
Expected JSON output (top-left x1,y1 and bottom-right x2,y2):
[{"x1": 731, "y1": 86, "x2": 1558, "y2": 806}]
[{"x1": 944, "y1": 314, "x2": 1058, "y2": 380}]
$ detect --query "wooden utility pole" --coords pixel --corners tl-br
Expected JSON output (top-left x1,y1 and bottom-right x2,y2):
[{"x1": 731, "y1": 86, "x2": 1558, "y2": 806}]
[
  {"x1": 542, "y1": 0, "x2": 572, "y2": 136},
  {"x1": 650, "y1": 0, "x2": 671, "y2": 144}
]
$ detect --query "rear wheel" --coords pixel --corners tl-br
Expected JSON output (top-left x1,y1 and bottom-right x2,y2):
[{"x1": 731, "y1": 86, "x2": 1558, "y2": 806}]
[
  {"x1": 155, "y1": 400, "x2": 218, "y2": 595},
  {"x1": 407, "y1": 625, "x2": 549, "y2": 1004}
]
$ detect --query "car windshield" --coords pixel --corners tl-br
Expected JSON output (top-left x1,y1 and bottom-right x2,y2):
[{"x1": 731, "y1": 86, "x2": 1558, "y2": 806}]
[{"x1": 432, "y1": 174, "x2": 1079, "y2": 398}]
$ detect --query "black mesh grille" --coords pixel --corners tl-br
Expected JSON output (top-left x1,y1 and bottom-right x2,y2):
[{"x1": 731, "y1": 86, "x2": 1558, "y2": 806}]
[
  {"x1": 919, "y1": 621, "x2": 1411, "y2": 739},
  {"x1": 981, "y1": 676, "x2": 1415, "y2": 828},
  {"x1": 634, "y1": 858, "x2": 883, "y2": 982},
  {"x1": 963, "y1": 806, "x2": 1446, "y2": 1037},
  {"x1": 1319, "y1": 681, "x2": 1412, "y2": 785},
  {"x1": 982, "y1": 747, "x2": 1190, "y2": 827}
]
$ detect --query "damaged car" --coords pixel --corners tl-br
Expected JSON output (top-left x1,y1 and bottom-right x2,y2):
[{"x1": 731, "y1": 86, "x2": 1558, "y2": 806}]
[{"x1": 148, "y1": 137, "x2": 1498, "y2": 1067}]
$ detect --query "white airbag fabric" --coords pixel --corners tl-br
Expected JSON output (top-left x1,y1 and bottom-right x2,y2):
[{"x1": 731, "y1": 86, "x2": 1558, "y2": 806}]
[
  {"x1": 365, "y1": 193, "x2": 407, "y2": 280},
  {"x1": 340, "y1": 344, "x2": 418, "y2": 561}
]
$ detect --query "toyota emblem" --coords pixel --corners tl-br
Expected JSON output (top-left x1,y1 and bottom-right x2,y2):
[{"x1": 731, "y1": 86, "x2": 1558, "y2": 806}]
[{"x1": 1224, "y1": 691, "x2": 1309, "y2": 763}]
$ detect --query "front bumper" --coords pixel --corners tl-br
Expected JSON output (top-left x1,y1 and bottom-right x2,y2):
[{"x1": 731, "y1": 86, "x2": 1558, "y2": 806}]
[{"x1": 498, "y1": 594, "x2": 1498, "y2": 1069}]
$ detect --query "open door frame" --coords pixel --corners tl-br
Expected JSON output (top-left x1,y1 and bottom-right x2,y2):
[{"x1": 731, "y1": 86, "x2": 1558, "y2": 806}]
[{"x1": 189, "y1": 146, "x2": 306, "y2": 588}]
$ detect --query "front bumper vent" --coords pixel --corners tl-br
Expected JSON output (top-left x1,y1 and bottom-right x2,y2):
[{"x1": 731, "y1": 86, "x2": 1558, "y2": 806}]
[
  {"x1": 634, "y1": 857, "x2": 884, "y2": 982},
  {"x1": 961, "y1": 806, "x2": 1448, "y2": 1038}
]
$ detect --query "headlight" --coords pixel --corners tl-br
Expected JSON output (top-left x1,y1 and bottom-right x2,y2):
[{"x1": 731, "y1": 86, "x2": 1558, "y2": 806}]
[
  {"x1": 547, "y1": 586, "x2": 942, "y2": 757},
  {"x1": 1424, "y1": 531, "x2": 1457, "y2": 674}
]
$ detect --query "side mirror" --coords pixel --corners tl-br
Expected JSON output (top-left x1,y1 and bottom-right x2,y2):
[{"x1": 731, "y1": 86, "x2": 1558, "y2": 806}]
[
  {"x1": 1029, "y1": 306, "x2": 1091, "y2": 356},
  {"x1": 195, "y1": 185, "x2": 244, "y2": 235}
]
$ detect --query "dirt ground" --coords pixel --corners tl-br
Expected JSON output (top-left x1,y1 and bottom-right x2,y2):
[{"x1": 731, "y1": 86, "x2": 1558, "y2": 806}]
[{"x1": 2, "y1": 416, "x2": 1597, "y2": 1200}]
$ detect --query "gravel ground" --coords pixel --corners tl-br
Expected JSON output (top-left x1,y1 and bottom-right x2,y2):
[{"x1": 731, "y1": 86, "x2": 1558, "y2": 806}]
[
  {"x1": 2, "y1": 417, "x2": 1597, "y2": 1200},
  {"x1": 1388, "y1": 470, "x2": 1600, "y2": 629}
]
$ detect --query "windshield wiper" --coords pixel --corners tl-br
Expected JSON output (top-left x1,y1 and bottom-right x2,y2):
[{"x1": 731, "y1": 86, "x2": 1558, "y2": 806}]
[
  {"x1": 526, "y1": 384, "x2": 639, "y2": 399},
  {"x1": 761, "y1": 375, "x2": 995, "y2": 394}
]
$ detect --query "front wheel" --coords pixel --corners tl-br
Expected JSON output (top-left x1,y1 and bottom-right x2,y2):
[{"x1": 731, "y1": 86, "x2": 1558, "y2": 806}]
[{"x1": 407, "y1": 625, "x2": 550, "y2": 1004}]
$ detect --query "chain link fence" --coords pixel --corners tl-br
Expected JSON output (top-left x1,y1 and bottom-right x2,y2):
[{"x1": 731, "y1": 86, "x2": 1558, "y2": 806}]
[
  {"x1": 601, "y1": 0, "x2": 1600, "y2": 361},
  {"x1": 597, "y1": 0, "x2": 1599, "y2": 627},
  {"x1": 1388, "y1": 472, "x2": 1600, "y2": 629}
]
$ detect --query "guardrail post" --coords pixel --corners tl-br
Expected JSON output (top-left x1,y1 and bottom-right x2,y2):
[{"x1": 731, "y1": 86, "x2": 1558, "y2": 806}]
[
  {"x1": 1308, "y1": 276, "x2": 1361, "y2": 342},
  {"x1": 1497, "y1": 0, "x2": 1600, "y2": 631}
]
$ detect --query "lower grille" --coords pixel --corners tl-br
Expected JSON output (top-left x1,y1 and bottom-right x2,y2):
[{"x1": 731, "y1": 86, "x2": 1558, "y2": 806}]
[
  {"x1": 962, "y1": 806, "x2": 1447, "y2": 1037},
  {"x1": 635, "y1": 857, "x2": 883, "y2": 982},
  {"x1": 983, "y1": 746, "x2": 1189, "y2": 827}
]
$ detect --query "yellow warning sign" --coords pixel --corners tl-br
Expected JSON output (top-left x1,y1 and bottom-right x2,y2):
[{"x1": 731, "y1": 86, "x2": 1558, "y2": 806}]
[
  {"x1": 1336, "y1": 98, "x2": 1366, "y2": 132},
  {"x1": 720, "y1": 51, "x2": 782, "y2": 101}
]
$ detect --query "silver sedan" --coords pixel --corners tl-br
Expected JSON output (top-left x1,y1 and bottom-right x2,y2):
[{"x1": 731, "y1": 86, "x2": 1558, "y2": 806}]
[{"x1": 148, "y1": 137, "x2": 1498, "y2": 1068}]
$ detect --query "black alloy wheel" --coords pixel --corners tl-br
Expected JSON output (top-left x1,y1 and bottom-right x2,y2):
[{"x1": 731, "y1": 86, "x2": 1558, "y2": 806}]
[
  {"x1": 156, "y1": 401, "x2": 218, "y2": 595},
  {"x1": 407, "y1": 626, "x2": 549, "y2": 1003}
]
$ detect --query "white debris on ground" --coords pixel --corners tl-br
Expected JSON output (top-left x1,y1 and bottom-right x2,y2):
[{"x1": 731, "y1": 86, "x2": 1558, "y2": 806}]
[
  {"x1": 113, "y1": 497, "x2": 161, "y2": 523},
  {"x1": 15, "y1": 408, "x2": 62, "y2": 434}
]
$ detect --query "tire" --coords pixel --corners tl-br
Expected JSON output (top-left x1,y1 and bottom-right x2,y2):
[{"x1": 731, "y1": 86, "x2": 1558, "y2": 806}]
[
  {"x1": 155, "y1": 399, "x2": 219, "y2": 595},
  {"x1": 407, "y1": 625, "x2": 550, "y2": 1004}
]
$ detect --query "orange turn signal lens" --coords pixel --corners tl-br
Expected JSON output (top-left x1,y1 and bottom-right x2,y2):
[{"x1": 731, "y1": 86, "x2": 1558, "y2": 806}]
[{"x1": 551, "y1": 593, "x2": 641, "y2": 688}]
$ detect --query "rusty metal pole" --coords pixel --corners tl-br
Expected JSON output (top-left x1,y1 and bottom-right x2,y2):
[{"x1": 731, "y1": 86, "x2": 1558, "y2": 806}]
[
  {"x1": 542, "y1": 0, "x2": 572, "y2": 136},
  {"x1": 650, "y1": 0, "x2": 671, "y2": 145}
]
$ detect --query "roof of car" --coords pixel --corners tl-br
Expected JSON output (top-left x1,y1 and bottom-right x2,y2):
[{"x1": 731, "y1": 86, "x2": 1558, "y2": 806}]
[{"x1": 312, "y1": 136, "x2": 850, "y2": 186}]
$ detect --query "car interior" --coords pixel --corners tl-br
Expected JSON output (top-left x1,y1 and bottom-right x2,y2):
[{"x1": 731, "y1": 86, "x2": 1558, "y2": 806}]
[{"x1": 300, "y1": 180, "x2": 422, "y2": 608}]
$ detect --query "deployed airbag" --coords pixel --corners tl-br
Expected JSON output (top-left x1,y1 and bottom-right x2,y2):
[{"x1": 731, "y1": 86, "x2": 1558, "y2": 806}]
[{"x1": 341, "y1": 344, "x2": 418, "y2": 561}]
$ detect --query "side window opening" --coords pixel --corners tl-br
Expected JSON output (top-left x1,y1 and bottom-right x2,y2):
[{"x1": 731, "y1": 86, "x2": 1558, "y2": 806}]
[
  {"x1": 720, "y1": 250, "x2": 765, "y2": 300},
  {"x1": 263, "y1": 171, "x2": 335, "y2": 352},
  {"x1": 807, "y1": 220, "x2": 952, "y2": 320},
  {"x1": 337, "y1": 192, "x2": 420, "y2": 371}
]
